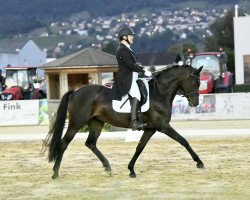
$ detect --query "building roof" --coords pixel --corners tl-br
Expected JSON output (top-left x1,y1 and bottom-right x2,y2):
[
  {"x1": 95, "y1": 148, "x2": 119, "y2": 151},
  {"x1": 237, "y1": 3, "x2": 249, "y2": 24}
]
[
  {"x1": 0, "y1": 40, "x2": 28, "y2": 54},
  {"x1": 42, "y1": 47, "x2": 118, "y2": 68}
]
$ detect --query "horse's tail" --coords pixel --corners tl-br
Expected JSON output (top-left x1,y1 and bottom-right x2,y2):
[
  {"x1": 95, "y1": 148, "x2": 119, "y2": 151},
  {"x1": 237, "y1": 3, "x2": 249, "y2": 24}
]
[{"x1": 42, "y1": 90, "x2": 74, "y2": 162}]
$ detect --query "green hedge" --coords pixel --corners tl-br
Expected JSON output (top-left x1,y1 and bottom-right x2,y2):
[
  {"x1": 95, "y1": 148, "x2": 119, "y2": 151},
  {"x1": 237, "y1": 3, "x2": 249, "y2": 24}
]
[
  {"x1": 79, "y1": 123, "x2": 111, "y2": 132},
  {"x1": 234, "y1": 84, "x2": 250, "y2": 93}
]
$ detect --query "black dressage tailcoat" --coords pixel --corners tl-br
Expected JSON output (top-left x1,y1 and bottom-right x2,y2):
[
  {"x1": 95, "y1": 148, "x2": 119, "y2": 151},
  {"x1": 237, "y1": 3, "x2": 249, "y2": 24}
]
[{"x1": 111, "y1": 43, "x2": 145, "y2": 100}]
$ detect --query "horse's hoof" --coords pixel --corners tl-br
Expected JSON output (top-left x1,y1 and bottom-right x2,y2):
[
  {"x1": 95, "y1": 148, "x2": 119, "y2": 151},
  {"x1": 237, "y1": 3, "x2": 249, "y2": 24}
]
[
  {"x1": 105, "y1": 169, "x2": 112, "y2": 176},
  {"x1": 129, "y1": 173, "x2": 136, "y2": 178},
  {"x1": 104, "y1": 166, "x2": 112, "y2": 176},
  {"x1": 197, "y1": 162, "x2": 205, "y2": 169},
  {"x1": 52, "y1": 174, "x2": 59, "y2": 179}
]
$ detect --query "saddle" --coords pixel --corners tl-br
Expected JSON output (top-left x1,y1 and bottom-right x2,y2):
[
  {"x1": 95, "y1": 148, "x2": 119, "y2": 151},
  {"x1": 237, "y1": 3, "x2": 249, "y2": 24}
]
[{"x1": 112, "y1": 78, "x2": 150, "y2": 113}]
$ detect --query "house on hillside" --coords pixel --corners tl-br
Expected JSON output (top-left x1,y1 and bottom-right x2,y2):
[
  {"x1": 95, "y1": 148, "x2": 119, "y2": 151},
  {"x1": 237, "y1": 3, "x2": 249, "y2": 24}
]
[{"x1": 0, "y1": 40, "x2": 46, "y2": 72}]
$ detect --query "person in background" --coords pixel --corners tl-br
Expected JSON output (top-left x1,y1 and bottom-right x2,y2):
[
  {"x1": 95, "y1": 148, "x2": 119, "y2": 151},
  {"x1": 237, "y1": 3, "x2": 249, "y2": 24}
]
[
  {"x1": 184, "y1": 48, "x2": 193, "y2": 65},
  {"x1": 219, "y1": 47, "x2": 228, "y2": 63},
  {"x1": 218, "y1": 47, "x2": 228, "y2": 73},
  {"x1": 111, "y1": 26, "x2": 152, "y2": 131},
  {"x1": 0, "y1": 69, "x2": 5, "y2": 92},
  {"x1": 174, "y1": 53, "x2": 183, "y2": 65}
]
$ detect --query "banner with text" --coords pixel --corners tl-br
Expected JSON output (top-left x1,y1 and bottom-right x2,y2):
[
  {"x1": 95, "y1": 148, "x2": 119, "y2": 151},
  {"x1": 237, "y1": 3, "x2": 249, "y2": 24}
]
[
  {"x1": 0, "y1": 93, "x2": 250, "y2": 126},
  {"x1": 0, "y1": 100, "x2": 39, "y2": 126}
]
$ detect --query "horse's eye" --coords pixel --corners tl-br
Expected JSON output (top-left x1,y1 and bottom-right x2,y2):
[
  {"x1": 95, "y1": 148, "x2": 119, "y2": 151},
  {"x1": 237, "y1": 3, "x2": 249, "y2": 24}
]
[{"x1": 193, "y1": 80, "x2": 199, "y2": 87}]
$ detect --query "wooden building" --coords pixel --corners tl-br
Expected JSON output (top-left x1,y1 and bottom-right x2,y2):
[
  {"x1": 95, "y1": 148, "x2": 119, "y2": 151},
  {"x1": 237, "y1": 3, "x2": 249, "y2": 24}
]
[
  {"x1": 42, "y1": 47, "x2": 118, "y2": 99},
  {"x1": 42, "y1": 47, "x2": 118, "y2": 116}
]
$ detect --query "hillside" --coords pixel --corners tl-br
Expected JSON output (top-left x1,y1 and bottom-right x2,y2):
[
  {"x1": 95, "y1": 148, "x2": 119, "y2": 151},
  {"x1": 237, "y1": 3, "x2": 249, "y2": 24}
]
[
  {"x1": 0, "y1": 0, "x2": 243, "y2": 58},
  {"x1": 0, "y1": 0, "x2": 238, "y2": 37}
]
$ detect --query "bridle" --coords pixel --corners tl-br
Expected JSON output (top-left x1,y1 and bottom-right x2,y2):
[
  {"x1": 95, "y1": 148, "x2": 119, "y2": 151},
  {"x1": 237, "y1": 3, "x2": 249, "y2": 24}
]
[{"x1": 181, "y1": 73, "x2": 200, "y2": 101}]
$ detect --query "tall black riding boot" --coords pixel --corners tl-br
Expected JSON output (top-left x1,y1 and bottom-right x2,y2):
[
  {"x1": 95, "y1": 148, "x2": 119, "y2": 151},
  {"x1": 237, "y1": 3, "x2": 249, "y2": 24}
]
[{"x1": 130, "y1": 98, "x2": 146, "y2": 131}]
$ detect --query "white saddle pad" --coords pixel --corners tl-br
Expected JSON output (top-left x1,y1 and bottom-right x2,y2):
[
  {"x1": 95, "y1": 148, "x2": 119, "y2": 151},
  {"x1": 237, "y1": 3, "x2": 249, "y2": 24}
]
[{"x1": 112, "y1": 78, "x2": 150, "y2": 113}]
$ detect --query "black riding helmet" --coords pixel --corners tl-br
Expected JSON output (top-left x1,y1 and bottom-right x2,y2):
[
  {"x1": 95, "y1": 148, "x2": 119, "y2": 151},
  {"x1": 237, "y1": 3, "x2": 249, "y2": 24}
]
[{"x1": 118, "y1": 27, "x2": 135, "y2": 41}]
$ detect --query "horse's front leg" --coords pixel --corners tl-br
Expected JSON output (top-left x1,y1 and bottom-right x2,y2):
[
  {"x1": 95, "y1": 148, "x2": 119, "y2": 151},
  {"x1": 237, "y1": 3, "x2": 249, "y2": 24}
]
[
  {"x1": 128, "y1": 129, "x2": 156, "y2": 178},
  {"x1": 162, "y1": 125, "x2": 205, "y2": 169}
]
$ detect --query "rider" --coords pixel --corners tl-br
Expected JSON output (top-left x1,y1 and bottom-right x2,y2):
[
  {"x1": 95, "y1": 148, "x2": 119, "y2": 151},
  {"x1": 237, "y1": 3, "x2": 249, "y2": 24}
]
[{"x1": 111, "y1": 26, "x2": 152, "y2": 131}]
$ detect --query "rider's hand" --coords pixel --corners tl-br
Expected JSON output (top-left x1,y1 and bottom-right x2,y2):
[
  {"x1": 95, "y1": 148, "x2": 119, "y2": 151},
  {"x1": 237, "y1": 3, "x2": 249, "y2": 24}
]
[
  {"x1": 144, "y1": 69, "x2": 152, "y2": 77},
  {"x1": 136, "y1": 62, "x2": 143, "y2": 67}
]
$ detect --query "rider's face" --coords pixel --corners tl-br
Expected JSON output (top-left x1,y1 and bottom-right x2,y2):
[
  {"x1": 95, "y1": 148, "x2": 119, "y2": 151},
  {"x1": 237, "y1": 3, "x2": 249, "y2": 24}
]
[{"x1": 127, "y1": 35, "x2": 134, "y2": 44}]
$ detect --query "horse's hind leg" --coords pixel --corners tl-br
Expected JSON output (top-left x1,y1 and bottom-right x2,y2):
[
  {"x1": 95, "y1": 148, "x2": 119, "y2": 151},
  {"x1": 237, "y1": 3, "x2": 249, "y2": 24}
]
[
  {"x1": 162, "y1": 125, "x2": 204, "y2": 169},
  {"x1": 85, "y1": 118, "x2": 111, "y2": 175},
  {"x1": 52, "y1": 126, "x2": 79, "y2": 179}
]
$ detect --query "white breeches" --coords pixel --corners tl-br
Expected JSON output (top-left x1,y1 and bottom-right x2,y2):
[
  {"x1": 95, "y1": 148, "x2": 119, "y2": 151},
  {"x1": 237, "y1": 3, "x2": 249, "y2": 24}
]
[{"x1": 128, "y1": 72, "x2": 141, "y2": 101}]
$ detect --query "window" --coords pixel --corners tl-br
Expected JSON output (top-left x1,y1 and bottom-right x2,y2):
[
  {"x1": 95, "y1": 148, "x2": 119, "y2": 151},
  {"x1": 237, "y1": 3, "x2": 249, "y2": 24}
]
[
  {"x1": 101, "y1": 72, "x2": 113, "y2": 85},
  {"x1": 5, "y1": 69, "x2": 29, "y2": 89},
  {"x1": 192, "y1": 55, "x2": 220, "y2": 71}
]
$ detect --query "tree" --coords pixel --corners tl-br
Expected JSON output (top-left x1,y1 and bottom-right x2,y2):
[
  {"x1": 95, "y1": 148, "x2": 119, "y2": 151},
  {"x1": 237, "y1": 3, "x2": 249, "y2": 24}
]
[
  {"x1": 204, "y1": 9, "x2": 234, "y2": 51},
  {"x1": 203, "y1": 36, "x2": 218, "y2": 51},
  {"x1": 101, "y1": 41, "x2": 117, "y2": 55},
  {"x1": 167, "y1": 40, "x2": 197, "y2": 60},
  {"x1": 204, "y1": 9, "x2": 238, "y2": 73}
]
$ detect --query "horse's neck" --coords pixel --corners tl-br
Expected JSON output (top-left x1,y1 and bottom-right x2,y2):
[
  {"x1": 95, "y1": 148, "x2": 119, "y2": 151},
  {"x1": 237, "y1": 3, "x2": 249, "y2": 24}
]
[
  {"x1": 149, "y1": 78, "x2": 177, "y2": 103},
  {"x1": 153, "y1": 68, "x2": 190, "y2": 101}
]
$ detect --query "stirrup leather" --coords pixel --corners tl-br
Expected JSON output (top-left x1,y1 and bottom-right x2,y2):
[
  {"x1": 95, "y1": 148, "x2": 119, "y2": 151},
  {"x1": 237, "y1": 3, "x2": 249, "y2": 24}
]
[{"x1": 130, "y1": 120, "x2": 146, "y2": 131}]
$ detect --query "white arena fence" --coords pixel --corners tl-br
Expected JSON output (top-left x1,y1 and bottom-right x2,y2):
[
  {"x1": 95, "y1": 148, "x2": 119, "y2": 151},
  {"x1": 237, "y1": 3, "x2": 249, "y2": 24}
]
[
  {"x1": 0, "y1": 93, "x2": 250, "y2": 126},
  {"x1": 171, "y1": 93, "x2": 250, "y2": 120}
]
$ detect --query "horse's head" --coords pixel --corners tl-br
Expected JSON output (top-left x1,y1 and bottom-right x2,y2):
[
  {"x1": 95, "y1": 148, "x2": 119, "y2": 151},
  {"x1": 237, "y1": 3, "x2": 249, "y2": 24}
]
[
  {"x1": 151, "y1": 65, "x2": 203, "y2": 107},
  {"x1": 179, "y1": 65, "x2": 203, "y2": 107}
]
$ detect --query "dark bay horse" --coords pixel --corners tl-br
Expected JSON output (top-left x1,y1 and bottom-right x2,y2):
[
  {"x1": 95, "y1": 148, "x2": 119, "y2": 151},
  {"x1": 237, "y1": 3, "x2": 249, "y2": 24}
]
[{"x1": 43, "y1": 64, "x2": 204, "y2": 179}]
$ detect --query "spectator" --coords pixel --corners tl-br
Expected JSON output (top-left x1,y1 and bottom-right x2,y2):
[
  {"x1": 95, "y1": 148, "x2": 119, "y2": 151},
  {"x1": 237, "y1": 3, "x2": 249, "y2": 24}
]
[
  {"x1": 0, "y1": 69, "x2": 5, "y2": 92},
  {"x1": 184, "y1": 48, "x2": 193, "y2": 65},
  {"x1": 174, "y1": 53, "x2": 183, "y2": 65},
  {"x1": 219, "y1": 47, "x2": 228, "y2": 63}
]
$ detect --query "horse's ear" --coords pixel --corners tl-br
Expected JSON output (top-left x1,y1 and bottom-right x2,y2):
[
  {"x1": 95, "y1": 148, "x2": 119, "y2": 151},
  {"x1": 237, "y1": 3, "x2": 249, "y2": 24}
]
[{"x1": 195, "y1": 66, "x2": 203, "y2": 75}]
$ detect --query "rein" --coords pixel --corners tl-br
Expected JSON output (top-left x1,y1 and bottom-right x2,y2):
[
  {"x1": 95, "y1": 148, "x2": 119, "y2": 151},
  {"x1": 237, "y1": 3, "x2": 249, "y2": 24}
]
[{"x1": 181, "y1": 73, "x2": 200, "y2": 100}]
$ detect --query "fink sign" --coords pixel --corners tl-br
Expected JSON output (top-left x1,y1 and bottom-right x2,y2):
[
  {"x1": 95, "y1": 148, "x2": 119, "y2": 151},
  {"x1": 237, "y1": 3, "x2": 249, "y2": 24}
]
[{"x1": 0, "y1": 100, "x2": 39, "y2": 126}]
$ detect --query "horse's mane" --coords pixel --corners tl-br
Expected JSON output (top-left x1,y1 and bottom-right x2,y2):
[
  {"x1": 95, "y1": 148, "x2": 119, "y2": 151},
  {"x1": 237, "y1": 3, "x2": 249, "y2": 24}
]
[
  {"x1": 153, "y1": 64, "x2": 193, "y2": 76},
  {"x1": 149, "y1": 64, "x2": 194, "y2": 99}
]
